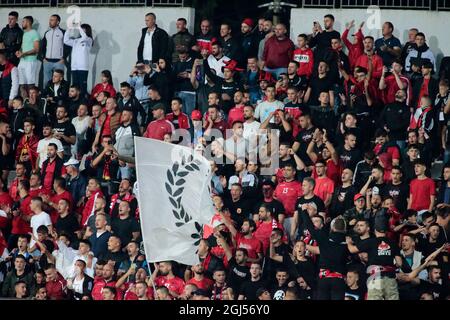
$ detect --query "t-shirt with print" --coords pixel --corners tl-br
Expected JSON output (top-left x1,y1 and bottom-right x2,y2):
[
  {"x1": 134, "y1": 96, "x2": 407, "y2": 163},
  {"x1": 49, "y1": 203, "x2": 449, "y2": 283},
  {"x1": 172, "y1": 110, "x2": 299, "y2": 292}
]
[
  {"x1": 295, "y1": 195, "x2": 325, "y2": 215},
  {"x1": 294, "y1": 126, "x2": 315, "y2": 166},
  {"x1": 54, "y1": 120, "x2": 76, "y2": 156},
  {"x1": 356, "y1": 237, "x2": 400, "y2": 277},
  {"x1": 227, "y1": 258, "x2": 250, "y2": 295},
  {"x1": 384, "y1": 182, "x2": 409, "y2": 213},
  {"x1": 337, "y1": 146, "x2": 362, "y2": 172},
  {"x1": 21, "y1": 29, "x2": 40, "y2": 62}
]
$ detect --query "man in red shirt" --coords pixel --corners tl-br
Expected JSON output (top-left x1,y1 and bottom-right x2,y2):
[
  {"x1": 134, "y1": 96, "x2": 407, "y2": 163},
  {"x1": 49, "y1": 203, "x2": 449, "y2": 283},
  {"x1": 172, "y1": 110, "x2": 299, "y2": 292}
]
[
  {"x1": 379, "y1": 60, "x2": 412, "y2": 106},
  {"x1": 186, "y1": 263, "x2": 214, "y2": 291},
  {"x1": 15, "y1": 118, "x2": 39, "y2": 174},
  {"x1": 165, "y1": 97, "x2": 191, "y2": 130},
  {"x1": 373, "y1": 129, "x2": 401, "y2": 167},
  {"x1": 9, "y1": 179, "x2": 33, "y2": 248},
  {"x1": 223, "y1": 218, "x2": 263, "y2": 265},
  {"x1": 143, "y1": 103, "x2": 174, "y2": 141},
  {"x1": 314, "y1": 160, "x2": 335, "y2": 209},
  {"x1": 41, "y1": 143, "x2": 66, "y2": 193},
  {"x1": 153, "y1": 261, "x2": 186, "y2": 299},
  {"x1": 44, "y1": 264, "x2": 67, "y2": 300},
  {"x1": 42, "y1": 177, "x2": 74, "y2": 224},
  {"x1": 274, "y1": 163, "x2": 303, "y2": 221},
  {"x1": 292, "y1": 33, "x2": 314, "y2": 78},
  {"x1": 29, "y1": 172, "x2": 50, "y2": 198},
  {"x1": 0, "y1": 179, "x2": 13, "y2": 230},
  {"x1": 253, "y1": 203, "x2": 283, "y2": 253},
  {"x1": 341, "y1": 20, "x2": 364, "y2": 71},
  {"x1": 408, "y1": 159, "x2": 436, "y2": 214},
  {"x1": 227, "y1": 91, "x2": 245, "y2": 128},
  {"x1": 91, "y1": 262, "x2": 122, "y2": 300},
  {"x1": 9, "y1": 163, "x2": 27, "y2": 202},
  {"x1": 81, "y1": 178, "x2": 104, "y2": 227},
  {"x1": 204, "y1": 105, "x2": 228, "y2": 137},
  {"x1": 355, "y1": 36, "x2": 383, "y2": 80},
  {"x1": 262, "y1": 23, "x2": 295, "y2": 79}
]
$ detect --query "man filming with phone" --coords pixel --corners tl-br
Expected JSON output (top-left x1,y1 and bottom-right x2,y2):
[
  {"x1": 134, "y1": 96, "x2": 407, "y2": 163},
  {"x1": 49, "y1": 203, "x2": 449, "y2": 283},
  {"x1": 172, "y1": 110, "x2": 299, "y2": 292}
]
[{"x1": 309, "y1": 15, "x2": 341, "y2": 64}]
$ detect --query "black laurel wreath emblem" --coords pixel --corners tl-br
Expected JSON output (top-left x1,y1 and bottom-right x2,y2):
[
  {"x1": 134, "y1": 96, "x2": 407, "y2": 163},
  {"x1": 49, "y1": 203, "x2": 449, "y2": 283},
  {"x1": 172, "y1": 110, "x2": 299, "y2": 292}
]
[{"x1": 165, "y1": 154, "x2": 204, "y2": 246}]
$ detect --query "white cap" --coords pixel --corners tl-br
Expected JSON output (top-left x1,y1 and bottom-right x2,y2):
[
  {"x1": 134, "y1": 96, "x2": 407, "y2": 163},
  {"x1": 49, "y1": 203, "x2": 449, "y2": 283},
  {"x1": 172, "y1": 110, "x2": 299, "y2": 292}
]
[
  {"x1": 212, "y1": 219, "x2": 224, "y2": 229},
  {"x1": 64, "y1": 158, "x2": 80, "y2": 167}
]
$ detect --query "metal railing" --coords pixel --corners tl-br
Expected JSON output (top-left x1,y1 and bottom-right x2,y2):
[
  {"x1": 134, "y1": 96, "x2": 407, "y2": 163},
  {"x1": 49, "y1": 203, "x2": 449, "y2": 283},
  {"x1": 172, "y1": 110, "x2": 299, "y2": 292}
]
[
  {"x1": 300, "y1": 0, "x2": 450, "y2": 10},
  {"x1": 0, "y1": 0, "x2": 184, "y2": 6}
]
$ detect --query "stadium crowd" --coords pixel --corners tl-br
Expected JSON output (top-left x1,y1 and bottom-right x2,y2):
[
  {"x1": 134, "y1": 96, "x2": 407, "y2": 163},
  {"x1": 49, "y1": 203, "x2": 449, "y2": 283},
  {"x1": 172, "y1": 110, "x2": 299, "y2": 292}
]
[{"x1": 0, "y1": 10, "x2": 449, "y2": 300}]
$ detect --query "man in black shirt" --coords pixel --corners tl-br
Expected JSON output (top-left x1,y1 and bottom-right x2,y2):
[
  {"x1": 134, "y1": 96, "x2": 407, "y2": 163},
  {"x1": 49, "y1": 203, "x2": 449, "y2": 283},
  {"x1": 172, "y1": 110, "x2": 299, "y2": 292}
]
[
  {"x1": 111, "y1": 200, "x2": 141, "y2": 248},
  {"x1": 347, "y1": 216, "x2": 403, "y2": 300},
  {"x1": 337, "y1": 132, "x2": 362, "y2": 172},
  {"x1": 305, "y1": 61, "x2": 335, "y2": 107},
  {"x1": 99, "y1": 235, "x2": 127, "y2": 271},
  {"x1": 293, "y1": 113, "x2": 315, "y2": 168},
  {"x1": 309, "y1": 14, "x2": 341, "y2": 66},
  {"x1": 385, "y1": 166, "x2": 410, "y2": 213},
  {"x1": 292, "y1": 177, "x2": 326, "y2": 238},
  {"x1": 254, "y1": 180, "x2": 285, "y2": 223},
  {"x1": 226, "y1": 248, "x2": 250, "y2": 298},
  {"x1": 55, "y1": 198, "x2": 79, "y2": 241},
  {"x1": 265, "y1": 228, "x2": 290, "y2": 282},
  {"x1": 224, "y1": 183, "x2": 252, "y2": 229},
  {"x1": 53, "y1": 105, "x2": 76, "y2": 162},
  {"x1": 345, "y1": 267, "x2": 367, "y2": 300},
  {"x1": 330, "y1": 168, "x2": 357, "y2": 219},
  {"x1": 301, "y1": 210, "x2": 349, "y2": 300},
  {"x1": 238, "y1": 262, "x2": 267, "y2": 300}
]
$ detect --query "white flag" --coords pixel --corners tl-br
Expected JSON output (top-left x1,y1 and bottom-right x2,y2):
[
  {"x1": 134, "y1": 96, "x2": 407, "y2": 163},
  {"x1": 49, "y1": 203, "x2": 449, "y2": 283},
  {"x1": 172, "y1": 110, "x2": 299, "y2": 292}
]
[{"x1": 134, "y1": 137, "x2": 214, "y2": 266}]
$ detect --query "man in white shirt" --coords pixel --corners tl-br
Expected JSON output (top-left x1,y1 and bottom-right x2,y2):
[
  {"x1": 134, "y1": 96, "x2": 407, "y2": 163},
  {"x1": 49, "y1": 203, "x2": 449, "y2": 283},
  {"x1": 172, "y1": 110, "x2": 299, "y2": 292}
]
[
  {"x1": 52, "y1": 233, "x2": 78, "y2": 279},
  {"x1": 254, "y1": 84, "x2": 284, "y2": 123},
  {"x1": 225, "y1": 120, "x2": 248, "y2": 160},
  {"x1": 29, "y1": 197, "x2": 52, "y2": 247},
  {"x1": 206, "y1": 42, "x2": 230, "y2": 78},
  {"x1": 71, "y1": 239, "x2": 97, "y2": 278},
  {"x1": 243, "y1": 105, "x2": 261, "y2": 140},
  {"x1": 36, "y1": 123, "x2": 64, "y2": 169}
]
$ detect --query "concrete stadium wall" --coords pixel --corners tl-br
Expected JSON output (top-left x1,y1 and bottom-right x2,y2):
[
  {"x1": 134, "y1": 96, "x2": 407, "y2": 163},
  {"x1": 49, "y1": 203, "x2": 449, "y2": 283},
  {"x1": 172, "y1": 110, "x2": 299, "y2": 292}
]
[
  {"x1": 0, "y1": 7, "x2": 195, "y2": 90},
  {"x1": 290, "y1": 8, "x2": 450, "y2": 71}
]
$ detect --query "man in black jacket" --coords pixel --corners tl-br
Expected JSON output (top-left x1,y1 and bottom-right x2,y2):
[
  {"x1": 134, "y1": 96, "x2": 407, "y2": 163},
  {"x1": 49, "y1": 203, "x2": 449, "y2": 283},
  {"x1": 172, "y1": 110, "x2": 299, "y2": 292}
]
[
  {"x1": 378, "y1": 89, "x2": 411, "y2": 149},
  {"x1": 0, "y1": 49, "x2": 19, "y2": 106},
  {"x1": 137, "y1": 12, "x2": 169, "y2": 64},
  {"x1": 412, "y1": 61, "x2": 438, "y2": 109},
  {"x1": 42, "y1": 69, "x2": 69, "y2": 116},
  {"x1": 0, "y1": 11, "x2": 23, "y2": 66},
  {"x1": 117, "y1": 82, "x2": 146, "y2": 129},
  {"x1": 67, "y1": 259, "x2": 94, "y2": 300}
]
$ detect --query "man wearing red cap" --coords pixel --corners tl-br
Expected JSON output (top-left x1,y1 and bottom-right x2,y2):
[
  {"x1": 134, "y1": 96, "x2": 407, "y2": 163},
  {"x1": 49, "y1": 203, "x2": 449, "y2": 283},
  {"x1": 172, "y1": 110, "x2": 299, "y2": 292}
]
[{"x1": 240, "y1": 18, "x2": 258, "y2": 69}]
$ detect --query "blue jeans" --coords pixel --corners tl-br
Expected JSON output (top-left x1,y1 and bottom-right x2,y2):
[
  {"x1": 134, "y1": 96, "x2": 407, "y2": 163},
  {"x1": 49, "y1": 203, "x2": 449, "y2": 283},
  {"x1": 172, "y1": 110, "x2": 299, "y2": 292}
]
[
  {"x1": 176, "y1": 91, "x2": 196, "y2": 116},
  {"x1": 444, "y1": 148, "x2": 450, "y2": 164},
  {"x1": 263, "y1": 67, "x2": 287, "y2": 79},
  {"x1": 72, "y1": 70, "x2": 89, "y2": 98},
  {"x1": 43, "y1": 60, "x2": 65, "y2": 86}
]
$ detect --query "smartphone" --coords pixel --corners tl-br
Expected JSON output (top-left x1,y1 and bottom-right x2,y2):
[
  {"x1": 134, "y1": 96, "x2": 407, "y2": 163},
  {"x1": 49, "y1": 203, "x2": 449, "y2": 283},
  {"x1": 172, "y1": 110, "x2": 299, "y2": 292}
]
[{"x1": 151, "y1": 63, "x2": 158, "y2": 69}]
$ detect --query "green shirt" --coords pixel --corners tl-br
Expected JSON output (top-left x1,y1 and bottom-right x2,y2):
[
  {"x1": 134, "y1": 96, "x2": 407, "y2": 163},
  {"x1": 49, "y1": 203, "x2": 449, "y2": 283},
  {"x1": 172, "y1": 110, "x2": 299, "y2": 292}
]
[{"x1": 21, "y1": 29, "x2": 40, "y2": 62}]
